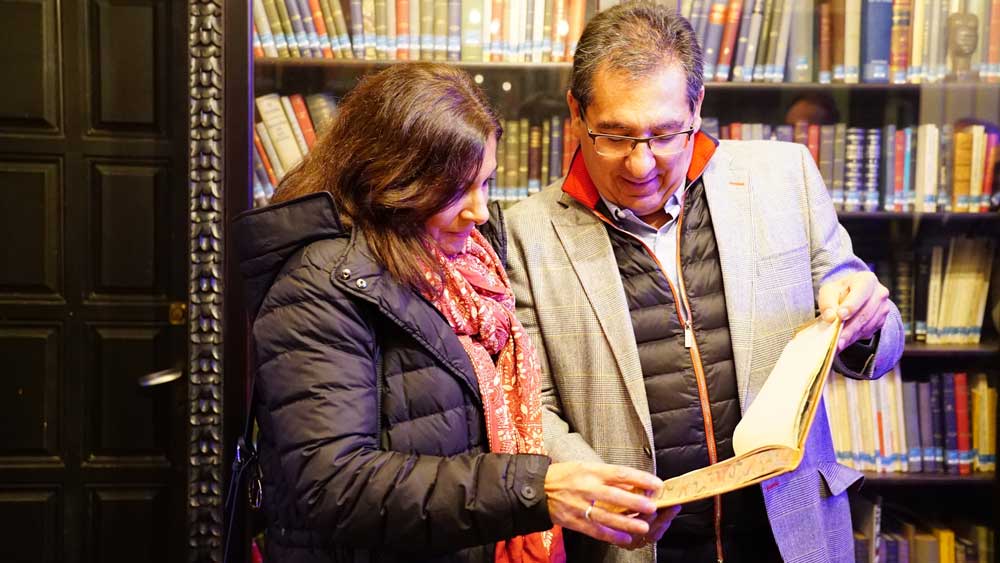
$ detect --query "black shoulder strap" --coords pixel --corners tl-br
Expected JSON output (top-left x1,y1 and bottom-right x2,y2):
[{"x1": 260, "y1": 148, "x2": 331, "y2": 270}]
[{"x1": 223, "y1": 371, "x2": 260, "y2": 563}]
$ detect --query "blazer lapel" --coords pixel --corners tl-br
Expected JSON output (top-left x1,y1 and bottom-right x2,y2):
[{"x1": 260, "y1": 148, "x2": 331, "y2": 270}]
[
  {"x1": 702, "y1": 148, "x2": 757, "y2": 412},
  {"x1": 550, "y1": 194, "x2": 653, "y2": 441}
]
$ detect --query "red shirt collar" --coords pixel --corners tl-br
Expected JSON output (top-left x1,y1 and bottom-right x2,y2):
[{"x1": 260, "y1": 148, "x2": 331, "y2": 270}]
[{"x1": 562, "y1": 130, "x2": 719, "y2": 211}]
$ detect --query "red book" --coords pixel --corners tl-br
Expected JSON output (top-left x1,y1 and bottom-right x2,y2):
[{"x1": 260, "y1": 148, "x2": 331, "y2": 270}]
[
  {"x1": 491, "y1": 0, "x2": 506, "y2": 62},
  {"x1": 988, "y1": 0, "x2": 1000, "y2": 83},
  {"x1": 720, "y1": 124, "x2": 731, "y2": 140},
  {"x1": 729, "y1": 122, "x2": 742, "y2": 140},
  {"x1": 288, "y1": 94, "x2": 318, "y2": 149},
  {"x1": 954, "y1": 372, "x2": 971, "y2": 475},
  {"x1": 396, "y1": 0, "x2": 410, "y2": 60},
  {"x1": 308, "y1": 0, "x2": 336, "y2": 58},
  {"x1": 981, "y1": 132, "x2": 998, "y2": 211},
  {"x1": 714, "y1": 0, "x2": 744, "y2": 81},
  {"x1": 894, "y1": 129, "x2": 905, "y2": 211},
  {"x1": 253, "y1": 129, "x2": 279, "y2": 187},
  {"x1": 807, "y1": 124, "x2": 821, "y2": 165}
]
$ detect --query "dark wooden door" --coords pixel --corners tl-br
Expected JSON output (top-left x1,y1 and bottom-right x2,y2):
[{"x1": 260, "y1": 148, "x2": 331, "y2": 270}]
[{"x1": 0, "y1": 0, "x2": 190, "y2": 561}]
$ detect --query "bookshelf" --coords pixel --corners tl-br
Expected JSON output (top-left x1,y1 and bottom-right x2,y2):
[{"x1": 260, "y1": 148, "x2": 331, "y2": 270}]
[{"x1": 225, "y1": 0, "x2": 1000, "y2": 561}]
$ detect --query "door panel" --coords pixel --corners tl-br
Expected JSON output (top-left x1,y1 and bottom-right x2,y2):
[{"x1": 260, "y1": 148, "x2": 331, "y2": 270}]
[{"x1": 0, "y1": 0, "x2": 189, "y2": 559}]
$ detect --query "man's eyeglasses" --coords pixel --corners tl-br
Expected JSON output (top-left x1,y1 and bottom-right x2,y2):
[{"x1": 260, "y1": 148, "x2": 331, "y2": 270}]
[{"x1": 580, "y1": 111, "x2": 695, "y2": 158}]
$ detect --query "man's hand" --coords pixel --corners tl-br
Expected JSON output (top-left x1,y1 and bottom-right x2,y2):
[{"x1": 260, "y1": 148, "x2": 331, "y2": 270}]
[
  {"x1": 544, "y1": 462, "x2": 662, "y2": 547},
  {"x1": 818, "y1": 270, "x2": 891, "y2": 352},
  {"x1": 621, "y1": 504, "x2": 682, "y2": 550}
]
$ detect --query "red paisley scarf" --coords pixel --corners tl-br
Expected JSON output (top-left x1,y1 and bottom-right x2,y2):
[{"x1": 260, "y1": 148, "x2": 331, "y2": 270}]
[{"x1": 422, "y1": 229, "x2": 565, "y2": 563}]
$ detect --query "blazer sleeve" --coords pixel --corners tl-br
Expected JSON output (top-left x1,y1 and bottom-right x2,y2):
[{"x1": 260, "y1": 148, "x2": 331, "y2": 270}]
[
  {"x1": 794, "y1": 143, "x2": 904, "y2": 379},
  {"x1": 252, "y1": 261, "x2": 552, "y2": 553},
  {"x1": 506, "y1": 213, "x2": 606, "y2": 465}
]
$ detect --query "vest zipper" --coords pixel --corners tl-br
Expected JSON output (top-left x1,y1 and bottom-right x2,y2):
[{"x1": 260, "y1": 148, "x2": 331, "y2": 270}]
[{"x1": 590, "y1": 180, "x2": 725, "y2": 560}]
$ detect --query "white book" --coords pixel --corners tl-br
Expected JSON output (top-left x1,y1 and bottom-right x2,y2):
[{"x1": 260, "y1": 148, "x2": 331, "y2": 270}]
[
  {"x1": 387, "y1": 0, "x2": 397, "y2": 59},
  {"x1": 280, "y1": 95, "x2": 310, "y2": 156},
  {"x1": 843, "y1": 0, "x2": 861, "y2": 83},
  {"x1": 926, "y1": 244, "x2": 944, "y2": 343},
  {"x1": 255, "y1": 122, "x2": 285, "y2": 181},
  {"x1": 926, "y1": 0, "x2": 944, "y2": 82},
  {"x1": 888, "y1": 365, "x2": 908, "y2": 472},
  {"x1": 843, "y1": 377, "x2": 868, "y2": 469},
  {"x1": 410, "y1": 0, "x2": 421, "y2": 57},
  {"x1": 970, "y1": 238, "x2": 995, "y2": 343},
  {"x1": 252, "y1": 0, "x2": 281, "y2": 57},
  {"x1": 255, "y1": 94, "x2": 303, "y2": 172},
  {"x1": 917, "y1": 123, "x2": 939, "y2": 212},
  {"x1": 908, "y1": 0, "x2": 927, "y2": 82}
]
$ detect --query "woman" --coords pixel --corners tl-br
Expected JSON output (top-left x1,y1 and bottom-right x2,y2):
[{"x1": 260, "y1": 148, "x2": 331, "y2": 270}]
[{"x1": 234, "y1": 62, "x2": 664, "y2": 563}]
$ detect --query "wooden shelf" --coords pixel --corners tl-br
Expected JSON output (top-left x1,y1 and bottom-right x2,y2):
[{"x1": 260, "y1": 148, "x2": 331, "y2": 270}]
[
  {"x1": 838, "y1": 211, "x2": 1000, "y2": 221},
  {"x1": 863, "y1": 471, "x2": 995, "y2": 485},
  {"x1": 902, "y1": 339, "x2": 1000, "y2": 357}
]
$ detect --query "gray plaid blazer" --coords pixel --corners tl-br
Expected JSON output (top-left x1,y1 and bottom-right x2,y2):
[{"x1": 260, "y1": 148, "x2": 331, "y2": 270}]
[{"x1": 506, "y1": 140, "x2": 904, "y2": 563}]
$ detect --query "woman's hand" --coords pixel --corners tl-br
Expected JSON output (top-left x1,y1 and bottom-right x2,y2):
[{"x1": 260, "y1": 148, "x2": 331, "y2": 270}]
[{"x1": 544, "y1": 461, "x2": 663, "y2": 547}]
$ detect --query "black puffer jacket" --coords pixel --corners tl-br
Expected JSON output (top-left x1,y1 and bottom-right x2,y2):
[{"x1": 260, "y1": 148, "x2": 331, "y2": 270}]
[{"x1": 234, "y1": 192, "x2": 553, "y2": 563}]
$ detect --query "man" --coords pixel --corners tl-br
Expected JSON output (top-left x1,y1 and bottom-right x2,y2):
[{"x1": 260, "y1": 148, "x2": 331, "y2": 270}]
[{"x1": 505, "y1": 3, "x2": 904, "y2": 563}]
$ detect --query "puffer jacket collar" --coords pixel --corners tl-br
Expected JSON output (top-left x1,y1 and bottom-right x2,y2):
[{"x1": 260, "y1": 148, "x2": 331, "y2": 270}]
[{"x1": 234, "y1": 191, "x2": 484, "y2": 406}]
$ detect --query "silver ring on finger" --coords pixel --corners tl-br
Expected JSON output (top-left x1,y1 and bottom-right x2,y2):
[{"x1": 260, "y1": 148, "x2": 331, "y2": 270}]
[{"x1": 584, "y1": 500, "x2": 595, "y2": 521}]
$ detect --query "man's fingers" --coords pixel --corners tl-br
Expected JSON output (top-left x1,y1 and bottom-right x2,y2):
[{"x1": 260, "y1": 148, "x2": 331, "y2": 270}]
[
  {"x1": 587, "y1": 504, "x2": 651, "y2": 537},
  {"x1": 601, "y1": 464, "x2": 664, "y2": 492}
]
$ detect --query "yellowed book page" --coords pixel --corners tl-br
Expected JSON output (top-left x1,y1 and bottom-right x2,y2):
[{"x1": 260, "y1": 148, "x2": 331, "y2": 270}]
[
  {"x1": 733, "y1": 317, "x2": 842, "y2": 455},
  {"x1": 653, "y1": 446, "x2": 801, "y2": 507}
]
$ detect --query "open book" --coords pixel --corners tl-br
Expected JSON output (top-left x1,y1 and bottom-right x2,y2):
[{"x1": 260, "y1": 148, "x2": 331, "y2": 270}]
[{"x1": 647, "y1": 316, "x2": 843, "y2": 508}]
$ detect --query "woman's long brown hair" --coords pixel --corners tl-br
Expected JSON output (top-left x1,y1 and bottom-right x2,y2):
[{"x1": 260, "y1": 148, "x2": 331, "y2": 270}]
[{"x1": 271, "y1": 63, "x2": 502, "y2": 292}]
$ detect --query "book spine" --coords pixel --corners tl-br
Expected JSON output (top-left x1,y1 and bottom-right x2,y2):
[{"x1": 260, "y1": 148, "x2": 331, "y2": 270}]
[
  {"x1": 374, "y1": 0, "x2": 388, "y2": 59},
  {"x1": 861, "y1": 0, "x2": 892, "y2": 83},
  {"x1": 917, "y1": 380, "x2": 935, "y2": 471},
  {"x1": 702, "y1": 0, "x2": 728, "y2": 80},
  {"x1": 831, "y1": 0, "x2": 846, "y2": 81},
  {"x1": 714, "y1": 0, "x2": 745, "y2": 81},
  {"x1": 942, "y1": 372, "x2": 959, "y2": 474},
  {"x1": 929, "y1": 374, "x2": 944, "y2": 472},
  {"x1": 446, "y1": 0, "x2": 460, "y2": 60},
  {"x1": 255, "y1": 0, "x2": 284, "y2": 57},
  {"x1": 787, "y1": 0, "x2": 814, "y2": 82},
  {"x1": 350, "y1": 0, "x2": 366, "y2": 57},
  {"x1": 955, "y1": 372, "x2": 972, "y2": 475},
  {"x1": 284, "y1": 0, "x2": 312, "y2": 57},
  {"x1": 817, "y1": 0, "x2": 832, "y2": 83},
  {"x1": 902, "y1": 381, "x2": 923, "y2": 471},
  {"x1": 307, "y1": 0, "x2": 335, "y2": 57},
  {"x1": 889, "y1": 0, "x2": 910, "y2": 83},
  {"x1": 280, "y1": 95, "x2": 310, "y2": 155},
  {"x1": 528, "y1": 125, "x2": 542, "y2": 194},
  {"x1": 843, "y1": 0, "x2": 862, "y2": 83},
  {"x1": 274, "y1": 0, "x2": 302, "y2": 56},
  {"x1": 395, "y1": 0, "x2": 410, "y2": 58},
  {"x1": 752, "y1": 0, "x2": 775, "y2": 81},
  {"x1": 256, "y1": 94, "x2": 303, "y2": 171},
  {"x1": 541, "y1": 119, "x2": 551, "y2": 185},
  {"x1": 256, "y1": 121, "x2": 286, "y2": 180},
  {"x1": 937, "y1": 123, "x2": 953, "y2": 212},
  {"x1": 731, "y1": 0, "x2": 759, "y2": 81},
  {"x1": 288, "y1": 94, "x2": 317, "y2": 150},
  {"x1": 297, "y1": 0, "x2": 323, "y2": 56},
  {"x1": 253, "y1": 130, "x2": 279, "y2": 188},
  {"x1": 882, "y1": 123, "x2": 896, "y2": 211},
  {"x1": 549, "y1": 114, "x2": 563, "y2": 180}
]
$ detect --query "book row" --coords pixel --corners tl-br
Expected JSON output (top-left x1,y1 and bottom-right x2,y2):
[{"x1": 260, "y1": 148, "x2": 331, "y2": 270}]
[
  {"x1": 824, "y1": 369, "x2": 997, "y2": 474},
  {"x1": 704, "y1": 118, "x2": 1000, "y2": 214},
  {"x1": 681, "y1": 0, "x2": 1000, "y2": 84},
  {"x1": 869, "y1": 236, "x2": 995, "y2": 345},
  {"x1": 250, "y1": 0, "x2": 1000, "y2": 84},
  {"x1": 251, "y1": 0, "x2": 587, "y2": 63},
  {"x1": 851, "y1": 494, "x2": 994, "y2": 563}
]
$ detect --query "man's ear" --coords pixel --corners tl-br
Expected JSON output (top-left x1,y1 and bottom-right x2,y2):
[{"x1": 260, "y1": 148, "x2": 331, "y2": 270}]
[
  {"x1": 566, "y1": 91, "x2": 581, "y2": 129},
  {"x1": 692, "y1": 87, "x2": 706, "y2": 132}
]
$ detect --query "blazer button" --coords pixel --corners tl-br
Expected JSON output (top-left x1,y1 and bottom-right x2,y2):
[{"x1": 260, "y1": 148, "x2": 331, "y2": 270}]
[
  {"x1": 339, "y1": 268, "x2": 351, "y2": 280},
  {"x1": 355, "y1": 279, "x2": 368, "y2": 289},
  {"x1": 520, "y1": 485, "x2": 536, "y2": 500},
  {"x1": 643, "y1": 445, "x2": 653, "y2": 457}
]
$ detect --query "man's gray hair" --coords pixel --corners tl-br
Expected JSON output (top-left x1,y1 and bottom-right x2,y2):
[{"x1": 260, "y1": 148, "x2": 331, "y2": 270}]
[{"x1": 570, "y1": 2, "x2": 704, "y2": 114}]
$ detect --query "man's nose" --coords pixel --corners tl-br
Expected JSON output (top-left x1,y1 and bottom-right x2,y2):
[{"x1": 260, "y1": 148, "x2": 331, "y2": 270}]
[{"x1": 624, "y1": 142, "x2": 657, "y2": 177}]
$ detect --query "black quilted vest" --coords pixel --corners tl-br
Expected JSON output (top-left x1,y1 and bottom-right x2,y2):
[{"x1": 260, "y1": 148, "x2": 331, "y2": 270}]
[{"x1": 604, "y1": 178, "x2": 770, "y2": 541}]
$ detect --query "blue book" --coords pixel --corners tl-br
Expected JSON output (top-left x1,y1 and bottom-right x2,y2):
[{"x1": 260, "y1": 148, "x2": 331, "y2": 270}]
[
  {"x1": 929, "y1": 375, "x2": 944, "y2": 472},
  {"x1": 942, "y1": 373, "x2": 960, "y2": 474},
  {"x1": 295, "y1": 0, "x2": 322, "y2": 56},
  {"x1": 861, "y1": 0, "x2": 892, "y2": 83},
  {"x1": 902, "y1": 126, "x2": 914, "y2": 212},
  {"x1": 283, "y1": 0, "x2": 313, "y2": 57},
  {"x1": 917, "y1": 381, "x2": 935, "y2": 472}
]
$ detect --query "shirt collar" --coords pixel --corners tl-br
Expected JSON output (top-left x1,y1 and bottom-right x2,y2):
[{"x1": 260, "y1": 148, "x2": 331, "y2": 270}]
[{"x1": 598, "y1": 184, "x2": 684, "y2": 234}]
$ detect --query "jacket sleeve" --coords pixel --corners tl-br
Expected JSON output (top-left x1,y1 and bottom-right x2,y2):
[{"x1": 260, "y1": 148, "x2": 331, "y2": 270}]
[
  {"x1": 795, "y1": 143, "x2": 904, "y2": 379},
  {"x1": 252, "y1": 261, "x2": 552, "y2": 553},
  {"x1": 506, "y1": 215, "x2": 606, "y2": 466}
]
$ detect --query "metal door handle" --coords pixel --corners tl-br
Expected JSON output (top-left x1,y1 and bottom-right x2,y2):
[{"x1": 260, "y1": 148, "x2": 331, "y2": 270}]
[{"x1": 138, "y1": 368, "x2": 183, "y2": 388}]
